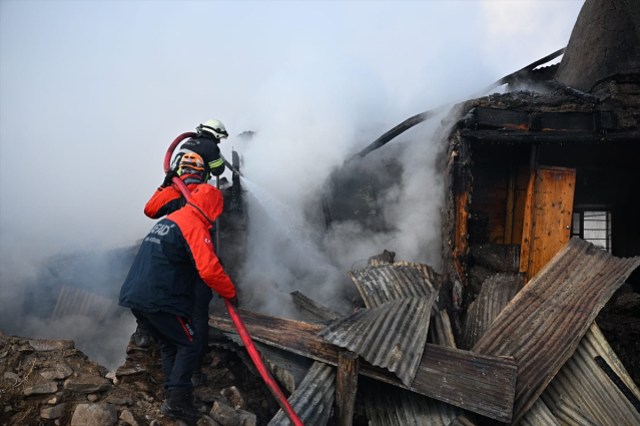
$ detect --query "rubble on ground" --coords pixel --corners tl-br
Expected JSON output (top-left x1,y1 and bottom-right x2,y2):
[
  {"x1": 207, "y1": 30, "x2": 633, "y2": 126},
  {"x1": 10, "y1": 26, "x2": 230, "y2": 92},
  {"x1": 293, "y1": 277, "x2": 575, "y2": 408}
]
[{"x1": 0, "y1": 330, "x2": 280, "y2": 426}]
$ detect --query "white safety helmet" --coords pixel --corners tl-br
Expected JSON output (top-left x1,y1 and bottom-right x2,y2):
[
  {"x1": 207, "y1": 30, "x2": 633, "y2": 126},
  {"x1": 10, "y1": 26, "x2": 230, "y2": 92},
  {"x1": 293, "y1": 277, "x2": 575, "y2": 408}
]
[{"x1": 198, "y1": 119, "x2": 229, "y2": 140}]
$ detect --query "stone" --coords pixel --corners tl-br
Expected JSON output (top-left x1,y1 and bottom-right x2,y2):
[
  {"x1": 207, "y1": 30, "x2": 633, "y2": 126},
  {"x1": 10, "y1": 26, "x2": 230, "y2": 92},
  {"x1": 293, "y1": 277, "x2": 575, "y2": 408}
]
[
  {"x1": 3, "y1": 372, "x2": 19, "y2": 381},
  {"x1": 115, "y1": 365, "x2": 147, "y2": 377},
  {"x1": 87, "y1": 394, "x2": 99, "y2": 402},
  {"x1": 210, "y1": 400, "x2": 238, "y2": 426},
  {"x1": 236, "y1": 410, "x2": 257, "y2": 426},
  {"x1": 24, "y1": 382, "x2": 58, "y2": 396},
  {"x1": 197, "y1": 416, "x2": 222, "y2": 426},
  {"x1": 47, "y1": 396, "x2": 63, "y2": 405},
  {"x1": 119, "y1": 409, "x2": 139, "y2": 426},
  {"x1": 220, "y1": 386, "x2": 246, "y2": 410},
  {"x1": 40, "y1": 363, "x2": 74, "y2": 380},
  {"x1": 28, "y1": 339, "x2": 74, "y2": 351},
  {"x1": 70, "y1": 403, "x2": 118, "y2": 426},
  {"x1": 4, "y1": 405, "x2": 12, "y2": 413},
  {"x1": 40, "y1": 403, "x2": 66, "y2": 420},
  {"x1": 64, "y1": 375, "x2": 111, "y2": 394},
  {"x1": 104, "y1": 396, "x2": 133, "y2": 406}
]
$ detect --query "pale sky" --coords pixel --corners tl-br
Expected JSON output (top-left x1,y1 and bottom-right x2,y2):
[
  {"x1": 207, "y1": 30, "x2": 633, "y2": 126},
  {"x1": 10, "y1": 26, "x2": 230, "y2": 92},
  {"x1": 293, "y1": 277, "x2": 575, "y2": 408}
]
[{"x1": 0, "y1": 0, "x2": 584, "y2": 271}]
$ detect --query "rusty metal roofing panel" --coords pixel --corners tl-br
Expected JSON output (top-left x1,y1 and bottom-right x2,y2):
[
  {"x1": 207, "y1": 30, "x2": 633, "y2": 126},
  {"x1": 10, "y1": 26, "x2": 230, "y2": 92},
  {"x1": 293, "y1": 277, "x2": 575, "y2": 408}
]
[
  {"x1": 472, "y1": 237, "x2": 640, "y2": 425},
  {"x1": 364, "y1": 381, "x2": 461, "y2": 426},
  {"x1": 552, "y1": 398, "x2": 602, "y2": 426},
  {"x1": 319, "y1": 295, "x2": 436, "y2": 387},
  {"x1": 460, "y1": 273, "x2": 523, "y2": 350},
  {"x1": 267, "y1": 361, "x2": 335, "y2": 426},
  {"x1": 348, "y1": 262, "x2": 438, "y2": 309},
  {"x1": 518, "y1": 399, "x2": 561, "y2": 426},
  {"x1": 539, "y1": 322, "x2": 640, "y2": 426},
  {"x1": 349, "y1": 261, "x2": 455, "y2": 348}
]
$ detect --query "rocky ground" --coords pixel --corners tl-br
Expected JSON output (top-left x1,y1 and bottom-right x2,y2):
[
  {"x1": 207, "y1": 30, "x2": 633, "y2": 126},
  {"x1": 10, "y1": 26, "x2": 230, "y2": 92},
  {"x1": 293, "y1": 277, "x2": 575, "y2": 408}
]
[
  {"x1": 0, "y1": 330, "x2": 281, "y2": 426},
  {"x1": 2, "y1": 288, "x2": 638, "y2": 426}
]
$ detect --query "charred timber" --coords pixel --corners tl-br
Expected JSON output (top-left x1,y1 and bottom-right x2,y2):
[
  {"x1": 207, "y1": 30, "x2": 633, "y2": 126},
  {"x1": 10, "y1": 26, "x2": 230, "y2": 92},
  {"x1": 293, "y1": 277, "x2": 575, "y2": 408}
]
[
  {"x1": 290, "y1": 291, "x2": 341, "y2": 321},
  {"x1": 346, "y1": 108, "x2": 443, "y2": 162},
  {"x1": 346, "y1": 48, "x2": 567, "y2": 162},
  {"x1": 335, "y1": 352, "x2": 359, "y2": 426},
  {"x1": 208, "y1": 309, "x2": 517, "y2": 422},
  {"x1": 460, "y1": 129, "x2": 640, "y2": 144}
]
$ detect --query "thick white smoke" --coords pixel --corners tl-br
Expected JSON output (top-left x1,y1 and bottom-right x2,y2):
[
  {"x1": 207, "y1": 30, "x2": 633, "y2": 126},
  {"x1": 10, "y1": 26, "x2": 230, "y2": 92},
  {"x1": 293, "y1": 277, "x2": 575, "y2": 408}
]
[{"x1": 0, "y1": 1, "x2": 584, "y2": 368}]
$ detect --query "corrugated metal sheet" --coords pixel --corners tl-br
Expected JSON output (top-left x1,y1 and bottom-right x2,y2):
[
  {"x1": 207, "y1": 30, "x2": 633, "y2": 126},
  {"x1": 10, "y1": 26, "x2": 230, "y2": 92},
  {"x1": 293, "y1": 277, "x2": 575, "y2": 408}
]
[
  {"x1": 429, "y1": 309, "x2": 457, "y2": 348},
  {"x1": 472, "y1": 237, "x2": 640, "y2": 425},
  {"x1": 539, "y1": 322, "x2": 640, "y2": 426},
  {"x1": 267, "y1": 361, "x2": 335, "y2": 426},
  {"x1": 319, "y1": 295, "x2": 436, "y2": 387},
  {"x1": 348, "y1": 262, "x2": 439, "y2": 309},
  {"x1": 349, "y1": 261, "x2": 456, "y2": 348},
  {"x1": 552, "y1": 398, "x2": 602, "y2": 426},
  {"x1": 51, "y1": 285, "x2": 112, "y2": 323},
  {"x1": 364, "y1": 381, "x2": 461, "y2": 426},
  {"x1": 518, "y1": 399, "x2": 561, "y2": 426},
  {"x1": 460, "y1": 273, "x2": 523, "y2": 350}
]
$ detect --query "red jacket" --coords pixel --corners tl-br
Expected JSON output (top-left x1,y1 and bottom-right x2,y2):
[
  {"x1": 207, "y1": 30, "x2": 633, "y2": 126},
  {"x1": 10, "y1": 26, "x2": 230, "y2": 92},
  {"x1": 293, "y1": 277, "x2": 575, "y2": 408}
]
[
  {"x1": 144, "y1": 178, "x2": 200, "y2": 219},
  {"x1": 119, "y1": 185, "x2": 235, "y2": 318}
]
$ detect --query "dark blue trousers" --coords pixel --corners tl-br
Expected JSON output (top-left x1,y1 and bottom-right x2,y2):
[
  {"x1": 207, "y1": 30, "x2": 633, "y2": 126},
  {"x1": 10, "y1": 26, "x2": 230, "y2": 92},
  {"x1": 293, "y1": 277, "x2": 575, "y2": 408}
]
[
  {"x1": 131, "y1": 310, "x2": 200, "y2": 394},
  {"x1": 192, "y1": 278, "x2": 213, "y2": 372}
]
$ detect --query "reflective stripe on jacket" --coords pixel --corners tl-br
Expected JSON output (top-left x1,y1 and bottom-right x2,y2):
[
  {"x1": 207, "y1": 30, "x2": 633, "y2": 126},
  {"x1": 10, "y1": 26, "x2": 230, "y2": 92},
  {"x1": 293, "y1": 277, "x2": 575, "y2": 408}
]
[{"x1": 173, "y1": 135, "x2": 225, "y2": 177}]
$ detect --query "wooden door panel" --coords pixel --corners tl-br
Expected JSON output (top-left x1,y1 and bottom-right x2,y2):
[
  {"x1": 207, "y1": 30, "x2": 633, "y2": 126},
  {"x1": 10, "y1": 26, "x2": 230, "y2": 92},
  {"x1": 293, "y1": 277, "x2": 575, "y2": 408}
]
[{"x1": 526, "y1": 166, "x2": 576, "y2": 280}]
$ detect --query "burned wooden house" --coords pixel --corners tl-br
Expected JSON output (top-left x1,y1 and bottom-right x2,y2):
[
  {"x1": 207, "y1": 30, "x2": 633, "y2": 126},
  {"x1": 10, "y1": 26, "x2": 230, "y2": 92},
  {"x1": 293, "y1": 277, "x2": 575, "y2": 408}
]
[{"x1": 207, "y1": 1, "x2": 640, "y2": 425}]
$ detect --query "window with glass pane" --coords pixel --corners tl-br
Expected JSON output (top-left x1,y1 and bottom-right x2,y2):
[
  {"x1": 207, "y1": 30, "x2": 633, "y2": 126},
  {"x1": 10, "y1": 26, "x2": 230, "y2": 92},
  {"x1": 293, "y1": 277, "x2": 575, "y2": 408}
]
[{"x1": 571, "y1": 210, "x2": 612, "y2": 253}]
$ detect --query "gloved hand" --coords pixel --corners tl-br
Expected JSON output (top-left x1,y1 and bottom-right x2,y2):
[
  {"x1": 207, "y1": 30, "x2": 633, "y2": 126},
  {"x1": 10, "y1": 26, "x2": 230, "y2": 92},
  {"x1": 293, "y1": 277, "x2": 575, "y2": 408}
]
[
  {"x1": 161, "y1": 170, "x2": 179, "y2": 188},
  {"x1": 226, "y1": 295, "x2": 239, "y2": 308}
]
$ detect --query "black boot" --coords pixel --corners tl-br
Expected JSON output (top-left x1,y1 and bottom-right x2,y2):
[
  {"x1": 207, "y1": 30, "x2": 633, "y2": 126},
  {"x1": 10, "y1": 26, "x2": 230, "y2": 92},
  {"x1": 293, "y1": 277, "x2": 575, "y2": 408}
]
[
  {"x1": 191, "y1": 370, "x2": 208, "y2": 388},
  {"x1": 161, "y1": 389, "x2": 202, "y2": 421}
]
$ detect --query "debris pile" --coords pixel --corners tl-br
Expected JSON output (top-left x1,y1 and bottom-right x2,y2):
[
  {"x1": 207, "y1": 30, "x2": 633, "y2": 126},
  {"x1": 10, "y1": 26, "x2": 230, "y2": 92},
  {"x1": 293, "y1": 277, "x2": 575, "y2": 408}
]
[
  {"x1": 209, "y1": 239, "x2": 640, "y2": 425},
  {"x1": 0, "y1": 329, "x2": 280, "y2": 426}
]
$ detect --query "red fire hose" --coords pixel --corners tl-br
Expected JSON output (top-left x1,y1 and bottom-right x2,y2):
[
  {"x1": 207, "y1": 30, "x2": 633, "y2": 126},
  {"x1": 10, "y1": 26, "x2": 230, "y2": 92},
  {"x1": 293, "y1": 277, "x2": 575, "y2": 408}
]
[{"x1": 164, "y1": 135, "x2": 304, "y2": 426}]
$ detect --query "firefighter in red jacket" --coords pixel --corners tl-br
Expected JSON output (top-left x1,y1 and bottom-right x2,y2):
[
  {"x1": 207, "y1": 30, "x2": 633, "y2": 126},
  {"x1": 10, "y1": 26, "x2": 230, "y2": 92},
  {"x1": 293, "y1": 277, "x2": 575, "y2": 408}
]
[
  {"x1": 136, "y1": 152, "x2": 222, "y2": 388},
  {"x1": 119, "y1": 184, "x2": 237, "y2": 422}
]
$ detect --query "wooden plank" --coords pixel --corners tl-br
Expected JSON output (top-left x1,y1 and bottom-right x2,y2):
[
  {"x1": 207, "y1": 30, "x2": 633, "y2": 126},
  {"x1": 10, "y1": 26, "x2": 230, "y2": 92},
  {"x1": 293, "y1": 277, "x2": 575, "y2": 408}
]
[
  {"x1": 290, "y1": 291, "x2": 341, "y2": 321},
  {"x1": 335, "y1": 352, "x2": 359, "y2": 426},
  {"x1": 454, "y1": 190, "x2": 469, "y2": 281},
  {"x1": 526, "y1": 166, "x2": 576, "y2": 281},
  {"x1": 475, "y1": 107, "x2": 530, "y2": 130},
  {"x1": 511, "y1": 166, "x2": 529, "y2": 244},
  {"x1": 519, "y1": 169, "x2": 536, "y2": 274},
  {"x1": 209, "y1": 310, "x2": 517, "y2": 422}
]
